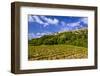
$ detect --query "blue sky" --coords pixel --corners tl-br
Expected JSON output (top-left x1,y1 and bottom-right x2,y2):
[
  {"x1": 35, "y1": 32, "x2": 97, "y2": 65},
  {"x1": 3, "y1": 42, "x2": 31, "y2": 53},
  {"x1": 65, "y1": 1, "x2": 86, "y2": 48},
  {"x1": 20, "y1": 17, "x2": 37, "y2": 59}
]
[{"x1": 28, "y1": 15, "x2": 88, "y2": 40}]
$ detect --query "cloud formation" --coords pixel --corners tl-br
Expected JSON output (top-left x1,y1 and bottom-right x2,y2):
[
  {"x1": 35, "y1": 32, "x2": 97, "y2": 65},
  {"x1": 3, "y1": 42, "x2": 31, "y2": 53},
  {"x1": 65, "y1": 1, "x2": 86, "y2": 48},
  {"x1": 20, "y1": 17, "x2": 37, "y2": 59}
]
[
  {"x1": 28, "y1": 33, "x2": 39, "y2": 40},
  {"x1": 40, "y1": 16, "x2": 59, "y2": 25},
  {"x1": 80, "y1": 17, "x2": 88, "y2": 24},
  {"x1": 28, "y1": 15, "x2": 88, "y2": 39},
  {"x1": 61, "y1": 17, "x2": 88, "y2": 27},
  {"x1": 59, "y1": 17, "x2": 88, "y2": 32},
  {"x1": 28, "y1": 15, "x2": 59, "y2": 27},
  {"x1": 28, "y1": 32, "x2": 52, "y2": 40}
]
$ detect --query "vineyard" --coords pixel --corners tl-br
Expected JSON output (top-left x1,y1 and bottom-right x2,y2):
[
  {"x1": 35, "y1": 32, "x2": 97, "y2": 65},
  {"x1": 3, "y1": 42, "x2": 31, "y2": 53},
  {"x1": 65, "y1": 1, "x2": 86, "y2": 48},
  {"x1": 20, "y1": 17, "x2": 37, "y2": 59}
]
[
  {"x1": 28, "y1": 29, "x2": 88, "y2": 60},
  {"x1": 28, "y1": 45, "x2": 88, "y2": 60}
]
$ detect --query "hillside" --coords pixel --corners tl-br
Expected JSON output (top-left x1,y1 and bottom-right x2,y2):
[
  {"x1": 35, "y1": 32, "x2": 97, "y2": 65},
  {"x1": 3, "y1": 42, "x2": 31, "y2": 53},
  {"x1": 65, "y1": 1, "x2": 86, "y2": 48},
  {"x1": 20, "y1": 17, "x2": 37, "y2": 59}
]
[
  {"x1": 28, "y1": 29, "x2": 88, "y2": 60},
  {"x1": 28, "y1": 29, "x2": 88, "y2": 48}
]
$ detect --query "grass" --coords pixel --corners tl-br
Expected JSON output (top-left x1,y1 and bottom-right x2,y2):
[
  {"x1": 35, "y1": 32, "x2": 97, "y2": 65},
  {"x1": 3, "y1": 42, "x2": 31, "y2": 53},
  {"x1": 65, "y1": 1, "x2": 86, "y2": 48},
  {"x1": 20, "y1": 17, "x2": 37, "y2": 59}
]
[{"x1": 28, "y1": 45, "x2": 88, "y2": 60}]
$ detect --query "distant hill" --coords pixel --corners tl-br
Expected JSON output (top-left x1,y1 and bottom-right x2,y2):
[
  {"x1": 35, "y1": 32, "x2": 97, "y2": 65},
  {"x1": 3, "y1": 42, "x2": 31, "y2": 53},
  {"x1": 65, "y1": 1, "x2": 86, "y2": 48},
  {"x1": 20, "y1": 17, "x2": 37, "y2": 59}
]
[{"x1": 29, "y1": 29, "x2": 88, "y2": 48}]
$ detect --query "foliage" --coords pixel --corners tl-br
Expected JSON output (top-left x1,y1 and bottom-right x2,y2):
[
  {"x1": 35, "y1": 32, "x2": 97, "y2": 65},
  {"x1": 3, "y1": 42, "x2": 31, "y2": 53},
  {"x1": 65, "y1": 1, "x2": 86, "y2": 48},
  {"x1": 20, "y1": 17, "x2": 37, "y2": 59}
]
[{"x1": 28, "y1": 29, "x2": 88, "y2": 48}]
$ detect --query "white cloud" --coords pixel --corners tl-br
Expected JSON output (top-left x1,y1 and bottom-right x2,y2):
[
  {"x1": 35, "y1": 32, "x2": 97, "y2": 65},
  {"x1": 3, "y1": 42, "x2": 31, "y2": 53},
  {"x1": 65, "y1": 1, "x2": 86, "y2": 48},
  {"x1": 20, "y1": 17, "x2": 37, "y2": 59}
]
[
  {"x1": 61, "y1": 21, "x2": 67, "y2": 26},
  {"x1": 29, "y1": 15, "x2": 87, "y2": 26},
  {"x1": 28, "y1": 32, "x2": 53, "y2": 39},
  {"x1": 28, "y1": 15, "x2": 59, "y2": 27},
  {"x1": 41, "y1": 33, "x2": 47, "y2": 36},
  {"x1": 28, "y1": 33, "x2": 37, "y2": 40},
  {"x1": 28, "y1": 16, "x2": 34, "y2": 22},
  {"x1": 31, "y1": 16, "x2": 44, "y2": 24},
  {"x1": 61, "y1": 21, "x2": 80, "y2": 27},
  {"x1": 28, "y1": 32, "x2": 47, "y2": 39},
  {"x1": 36, "y1": 32, "x2": 52, "y2": 36},
  {"x1": 81, "y1": 18, "x2": 88, "y2": 24},
  {"x1": 59, "y1": 21, "x2": 82, "y2": 32},
  {"x1": 36, "y1": 32, "x2": 41, "y2": 36},
  {"x1": 40, "y1": 16, "x2": 59, "y2": 25},
  {"x1": 67, "y1": 22, "x2": 80, "y2": 27},
  {"x1": 43, "y1": 23, "x2": 49, "y2": 27},
  {"x1": 36, "y1": 32, "x2": 46, "y2": 36},
  {"x1": 61, "y1": 17, "x2": 88, "y2": 28}
]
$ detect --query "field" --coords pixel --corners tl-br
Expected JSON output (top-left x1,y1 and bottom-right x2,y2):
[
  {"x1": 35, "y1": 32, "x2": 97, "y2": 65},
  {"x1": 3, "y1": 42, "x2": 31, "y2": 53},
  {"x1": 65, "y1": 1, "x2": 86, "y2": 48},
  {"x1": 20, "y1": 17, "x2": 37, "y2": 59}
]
[{"x1": 28, "y1": 45, "x2": 88, "y2": 60}]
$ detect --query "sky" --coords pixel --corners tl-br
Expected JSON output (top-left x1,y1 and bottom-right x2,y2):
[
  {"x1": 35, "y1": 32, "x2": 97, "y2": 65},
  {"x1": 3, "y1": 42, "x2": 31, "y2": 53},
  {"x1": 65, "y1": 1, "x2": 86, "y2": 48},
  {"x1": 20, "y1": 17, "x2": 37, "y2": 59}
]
[{"x1": 28, "y1": 15, "x2": 88, "y2": 40}]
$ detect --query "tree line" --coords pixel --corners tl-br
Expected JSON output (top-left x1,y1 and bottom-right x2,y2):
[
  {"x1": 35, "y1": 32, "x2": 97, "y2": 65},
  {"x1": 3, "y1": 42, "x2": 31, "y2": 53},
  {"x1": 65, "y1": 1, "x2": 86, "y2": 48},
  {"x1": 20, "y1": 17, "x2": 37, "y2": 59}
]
[{"x1": 28, "y1": 29, "x2": 88, "y2": 48}]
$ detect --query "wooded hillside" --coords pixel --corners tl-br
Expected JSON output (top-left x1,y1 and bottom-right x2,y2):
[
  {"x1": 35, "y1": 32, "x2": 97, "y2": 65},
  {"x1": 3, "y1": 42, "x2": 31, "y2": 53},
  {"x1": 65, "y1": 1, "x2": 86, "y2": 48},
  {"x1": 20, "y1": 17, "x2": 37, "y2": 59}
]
[{"x1": 28, "y1": 29, "x2": 88, "y2": 48}]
